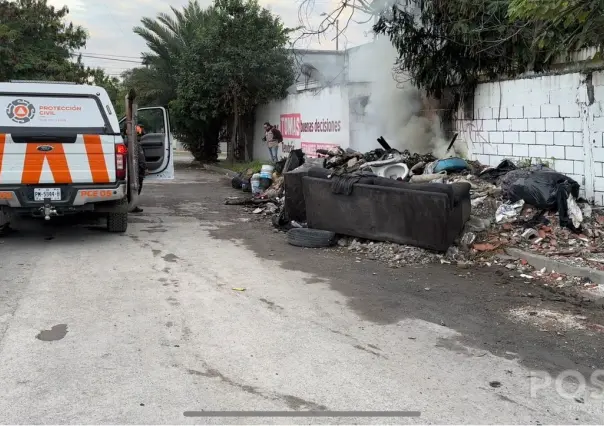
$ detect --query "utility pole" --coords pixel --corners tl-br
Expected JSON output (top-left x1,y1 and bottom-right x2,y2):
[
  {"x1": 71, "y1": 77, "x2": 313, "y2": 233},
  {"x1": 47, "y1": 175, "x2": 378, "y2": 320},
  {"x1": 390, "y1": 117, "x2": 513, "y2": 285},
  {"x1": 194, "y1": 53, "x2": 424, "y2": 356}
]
[{"x1": 336, "y1": 19, "x2": 339, "y2": 51}]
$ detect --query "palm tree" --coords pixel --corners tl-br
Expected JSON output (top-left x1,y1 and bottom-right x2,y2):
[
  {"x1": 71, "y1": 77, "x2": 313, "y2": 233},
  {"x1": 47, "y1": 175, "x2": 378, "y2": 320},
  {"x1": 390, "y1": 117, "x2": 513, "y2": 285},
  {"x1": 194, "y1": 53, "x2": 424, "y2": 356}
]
[{"x1": 132, "y1": 0, "x2": 212, "y2": 106}]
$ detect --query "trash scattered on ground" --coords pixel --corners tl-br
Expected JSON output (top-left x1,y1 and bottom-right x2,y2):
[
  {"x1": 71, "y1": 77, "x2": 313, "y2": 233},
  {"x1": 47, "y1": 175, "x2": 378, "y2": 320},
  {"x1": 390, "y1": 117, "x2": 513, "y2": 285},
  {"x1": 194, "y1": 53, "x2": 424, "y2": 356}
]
[
  {"x1": 223, "y1": 138, "x2": 604, "y2": 297},
  {"x1": 232, "y1": 287, "x2": 246, "y2": 292},
  {"x1": 508, "y1": 307, "x2": 590, "y2": 332},
  {"x1": 496, "y1": 200, "x2": 525, "y2": 224}
]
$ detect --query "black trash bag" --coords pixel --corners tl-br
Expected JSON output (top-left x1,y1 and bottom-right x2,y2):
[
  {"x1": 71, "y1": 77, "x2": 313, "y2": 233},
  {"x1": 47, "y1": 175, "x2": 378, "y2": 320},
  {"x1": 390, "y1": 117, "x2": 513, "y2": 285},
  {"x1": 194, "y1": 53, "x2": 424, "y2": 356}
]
[
  {"x1": 283, "y1": 149, "x2": 305, "y2": 174},
  {"x1": 241, "y1": 177, "x2": 252, "y2": 192},
  {"x1": 479, "y1": 159, "x2": 517, "y2": 183},
  {"x1": 502, "y1": 168, "x2": 567, "y2": 207},
  {"x1": 274, "y1": 158, "x2": 287, "y2": 174},
  {"x1": 504, "y1": 170, "x2": 581, "y2": 231},
  {"x1": 231, "y1": 172, "x2": 244, "y2": 189}
]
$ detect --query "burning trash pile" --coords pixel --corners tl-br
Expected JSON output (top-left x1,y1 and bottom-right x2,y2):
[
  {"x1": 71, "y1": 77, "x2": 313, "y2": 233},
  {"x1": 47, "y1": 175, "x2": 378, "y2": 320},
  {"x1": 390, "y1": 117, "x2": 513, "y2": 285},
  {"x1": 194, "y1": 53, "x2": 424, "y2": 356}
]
[{"x1": 225, "y1": 133, "x2": 604, "y2": 281}]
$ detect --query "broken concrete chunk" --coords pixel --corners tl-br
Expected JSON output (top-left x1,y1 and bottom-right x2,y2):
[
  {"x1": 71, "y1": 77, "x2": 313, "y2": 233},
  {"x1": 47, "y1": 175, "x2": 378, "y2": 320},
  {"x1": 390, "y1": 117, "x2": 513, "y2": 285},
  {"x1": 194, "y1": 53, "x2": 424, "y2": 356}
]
[
  {"x1": 522, "y1": 229, "x2": 539, "y2": 240},
  {"x1": 464, "y1": 216, "x2": 491, "y2": 233}
]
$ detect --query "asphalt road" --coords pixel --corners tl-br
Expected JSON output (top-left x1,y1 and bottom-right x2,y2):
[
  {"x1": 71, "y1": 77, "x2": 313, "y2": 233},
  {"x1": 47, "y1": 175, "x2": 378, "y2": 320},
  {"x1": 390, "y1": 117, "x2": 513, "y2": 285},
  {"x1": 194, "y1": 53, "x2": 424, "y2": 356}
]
[{"x1": 0, "y1": 155, "x2": 603, "y2": 424}]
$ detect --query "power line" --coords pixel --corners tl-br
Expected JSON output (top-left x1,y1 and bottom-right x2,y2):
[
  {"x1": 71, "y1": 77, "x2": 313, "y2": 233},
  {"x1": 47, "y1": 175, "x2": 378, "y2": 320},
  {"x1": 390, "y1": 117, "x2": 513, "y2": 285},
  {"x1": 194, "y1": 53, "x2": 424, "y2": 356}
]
[
  {"x1": 71, "y1": 53, "x2": 143, "y2": 64},
  {"x1": 76, "y1": 51, "x2": 143, "y2": 60}
]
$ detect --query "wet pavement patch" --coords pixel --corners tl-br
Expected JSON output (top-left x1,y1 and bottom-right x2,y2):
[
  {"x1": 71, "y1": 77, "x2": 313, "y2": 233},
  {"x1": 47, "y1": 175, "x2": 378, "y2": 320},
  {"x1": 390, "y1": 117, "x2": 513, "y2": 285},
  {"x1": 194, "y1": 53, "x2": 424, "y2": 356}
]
[
  {"x1": 128, "y1": 217, "x2": 153, "y2": 224},
  {"x1": 163, "y1": 253, "x2": 179, "y2": 263},
  {"x1": 36, "y1": 324, "x2": 68, "y2": 341},
  {"x1": 141, "y1": 227, "x2": 167, "y2": 233}
]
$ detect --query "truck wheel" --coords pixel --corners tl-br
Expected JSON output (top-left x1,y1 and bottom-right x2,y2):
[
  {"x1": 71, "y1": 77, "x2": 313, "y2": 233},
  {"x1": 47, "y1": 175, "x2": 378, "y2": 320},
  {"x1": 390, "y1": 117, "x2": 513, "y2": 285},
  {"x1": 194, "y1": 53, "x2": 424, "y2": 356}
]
[{"x1": 107, "y1": 212, "x2": 128, "y2": 233}]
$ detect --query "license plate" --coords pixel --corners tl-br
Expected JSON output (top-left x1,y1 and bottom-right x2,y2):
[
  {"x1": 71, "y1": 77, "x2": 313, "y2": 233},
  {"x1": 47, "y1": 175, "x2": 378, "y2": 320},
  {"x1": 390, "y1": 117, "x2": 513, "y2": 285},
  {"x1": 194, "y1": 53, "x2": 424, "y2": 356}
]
[{"x1": 34, "y1": 188, "x2": 61, "y2": 201}]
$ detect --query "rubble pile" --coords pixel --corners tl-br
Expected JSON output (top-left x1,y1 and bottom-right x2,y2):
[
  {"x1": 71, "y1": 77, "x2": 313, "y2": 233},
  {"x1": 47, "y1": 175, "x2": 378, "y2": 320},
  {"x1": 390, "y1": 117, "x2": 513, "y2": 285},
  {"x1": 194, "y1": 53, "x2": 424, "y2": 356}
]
[
  {"x1": 225, "y1": 133, "x2": 604, "y2": 290},
  {"x1": 336, "y1": 237, "x2": 440, "y2": 267},
  {"x1": 470, "y1": 203, "x2": 604, "y2": 270}
]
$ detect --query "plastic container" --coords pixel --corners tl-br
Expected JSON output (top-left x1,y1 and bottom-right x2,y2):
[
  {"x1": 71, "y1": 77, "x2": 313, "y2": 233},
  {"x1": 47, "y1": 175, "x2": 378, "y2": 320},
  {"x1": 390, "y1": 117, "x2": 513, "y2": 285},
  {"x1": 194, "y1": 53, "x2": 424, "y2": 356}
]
[
  {"x1": 251, "y1": 173, "x2": 261, "y2": 195},
  {"x1": 261, "y1": 164, "x2": 274, "y2": 174},
  {"x1": 433, "y1": 157, "x2": 468, "y2": 173},
  {"x1": 259, "y1": 171, "x2": 272, "y2": 180}
]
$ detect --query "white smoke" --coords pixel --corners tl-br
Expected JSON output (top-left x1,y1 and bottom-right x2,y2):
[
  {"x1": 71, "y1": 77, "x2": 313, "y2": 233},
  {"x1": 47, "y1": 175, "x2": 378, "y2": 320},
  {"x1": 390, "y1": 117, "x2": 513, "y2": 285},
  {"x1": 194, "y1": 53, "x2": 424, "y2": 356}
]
[{"x1": 359, "y1": 37, "x2": 464, "y2": 158}]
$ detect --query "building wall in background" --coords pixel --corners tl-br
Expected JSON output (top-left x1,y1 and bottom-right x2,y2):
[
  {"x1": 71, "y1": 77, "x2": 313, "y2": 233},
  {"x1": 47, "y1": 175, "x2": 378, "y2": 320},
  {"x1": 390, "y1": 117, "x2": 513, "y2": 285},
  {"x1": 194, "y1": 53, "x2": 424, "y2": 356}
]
[
  {"x1": 256, "y1": 41, "x2": 604, "y2": 206},
  {"x1": 455, "y1": 71, "x2": 604, "y2": 203}
]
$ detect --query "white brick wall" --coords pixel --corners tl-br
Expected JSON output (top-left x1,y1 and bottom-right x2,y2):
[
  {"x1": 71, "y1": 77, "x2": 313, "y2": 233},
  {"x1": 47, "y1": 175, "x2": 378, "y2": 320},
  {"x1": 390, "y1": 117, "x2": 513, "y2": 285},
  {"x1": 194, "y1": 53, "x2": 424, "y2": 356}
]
[{"x1": 456, "y1": 70, "x2": 604, "y2": 204}]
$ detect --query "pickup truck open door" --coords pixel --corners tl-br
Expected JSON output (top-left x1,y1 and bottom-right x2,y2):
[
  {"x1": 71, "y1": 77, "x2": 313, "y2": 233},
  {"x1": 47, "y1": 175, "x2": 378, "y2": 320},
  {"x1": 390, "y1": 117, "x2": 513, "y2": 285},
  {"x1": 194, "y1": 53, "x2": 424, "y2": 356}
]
[{"x1": 119, "y1": 106, "x2": 175, "y2": 180}]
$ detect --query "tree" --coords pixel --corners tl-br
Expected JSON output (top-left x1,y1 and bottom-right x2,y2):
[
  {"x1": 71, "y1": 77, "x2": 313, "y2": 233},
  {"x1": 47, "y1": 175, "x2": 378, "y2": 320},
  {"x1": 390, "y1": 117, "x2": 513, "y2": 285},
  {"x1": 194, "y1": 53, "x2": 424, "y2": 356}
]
[
  {"x1": 372, "y1": 0, "x2": 576, "y2": 103},
  {"x1": 0, "y1": 0, "x2": 91, "y2": 82},
  {"x1": 172, "y1": 0, "x2": 294, "y2": 161},
  {"x1": 132, "y1": 0, "x2": 212, "y2": 107},
  {"x1": 89, "y1": 69, "x2": 125, "y2": 117},
  {"x1": 118, "y1": 67, "x2": 169, "y2": 108},
  {"x1": 508, "y1": 0, "x2": 603, "y2": 54}
]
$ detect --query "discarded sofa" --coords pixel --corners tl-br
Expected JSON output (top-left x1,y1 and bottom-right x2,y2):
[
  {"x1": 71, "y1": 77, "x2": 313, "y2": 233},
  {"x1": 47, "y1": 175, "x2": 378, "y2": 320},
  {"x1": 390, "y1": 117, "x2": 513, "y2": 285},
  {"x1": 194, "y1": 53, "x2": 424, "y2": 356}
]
[
  {"x1": 302, "y1": 167, "x2": 472, "y2": 252},
  {"x1": 284, "y1": 167, "x2": 310, "y2": 222}
]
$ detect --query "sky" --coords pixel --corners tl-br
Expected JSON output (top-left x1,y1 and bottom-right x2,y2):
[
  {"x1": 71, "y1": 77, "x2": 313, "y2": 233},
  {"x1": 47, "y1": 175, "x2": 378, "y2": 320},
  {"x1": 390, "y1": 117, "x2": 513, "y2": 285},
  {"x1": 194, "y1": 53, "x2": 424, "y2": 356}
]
[{"x1": 47, "y1": 0, "x2": 375, "y2": 77}]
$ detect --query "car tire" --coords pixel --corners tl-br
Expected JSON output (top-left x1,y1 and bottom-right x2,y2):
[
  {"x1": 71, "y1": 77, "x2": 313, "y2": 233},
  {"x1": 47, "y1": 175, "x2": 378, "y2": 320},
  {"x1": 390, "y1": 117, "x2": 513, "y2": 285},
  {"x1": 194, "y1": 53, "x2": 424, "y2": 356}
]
[
  {"x1": 107, "y1": 212, "x2": 128, "y2": 233},
  {"x1": 286, "y1": 228, "x2": 336, "y2": 248}
]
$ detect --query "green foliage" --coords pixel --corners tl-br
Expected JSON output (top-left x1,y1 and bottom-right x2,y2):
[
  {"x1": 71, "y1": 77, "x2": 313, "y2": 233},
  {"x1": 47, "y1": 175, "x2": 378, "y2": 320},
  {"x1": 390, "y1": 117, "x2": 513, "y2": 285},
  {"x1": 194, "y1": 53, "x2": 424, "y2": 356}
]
[
  {"x1": 174, "y1": 0, "x2": 293, "y2": 117},
  {"x1": 220, "y1": 159, "x2": 263, "y2": 173},
  {"x1": 0, "y1": 0, "x2": 124, "y2": 116},
  {"x1": 133, "y1": 0, "x2": 293, "y2": 161},
  {"x1": 0, "y1": 0, "x2": 90, "y2": 82},
  {"x1": 88, "y1": 69, "x2": 125, "y2": 117},
  {"x1": 149, "y1": 0, "x2": 294, "y2": 161},
  {"x1": 372, "y1": 0, "x2": 586, "y2": 101},
  {"x1": 508, "y1": 0, "x2": 604, "y2": 53},
  {"x1": 132, "y1": 0, "x2": 211, "y2": 107}
]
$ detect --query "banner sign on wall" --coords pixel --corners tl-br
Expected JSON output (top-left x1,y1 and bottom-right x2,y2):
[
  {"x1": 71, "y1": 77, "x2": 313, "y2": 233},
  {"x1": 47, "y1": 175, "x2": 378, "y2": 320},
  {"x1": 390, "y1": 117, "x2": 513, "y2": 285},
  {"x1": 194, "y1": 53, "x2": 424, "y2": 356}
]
[{"x1": 277, "y1": 112, "x2": 343, "y2": 155}]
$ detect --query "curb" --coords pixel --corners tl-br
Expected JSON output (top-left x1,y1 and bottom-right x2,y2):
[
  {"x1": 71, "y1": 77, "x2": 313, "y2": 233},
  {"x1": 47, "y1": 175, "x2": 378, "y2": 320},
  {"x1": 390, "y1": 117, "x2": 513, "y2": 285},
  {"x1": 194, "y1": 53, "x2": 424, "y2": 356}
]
[
  {"x1": 505, "y1": 248, "x2": 604, "y2": 303},
  {"x1": 202, "y1": 164, "x2": 238, "y2": 177},
  {"x1": 505, "y1": 248, "x2": 604, "y2": 284}
]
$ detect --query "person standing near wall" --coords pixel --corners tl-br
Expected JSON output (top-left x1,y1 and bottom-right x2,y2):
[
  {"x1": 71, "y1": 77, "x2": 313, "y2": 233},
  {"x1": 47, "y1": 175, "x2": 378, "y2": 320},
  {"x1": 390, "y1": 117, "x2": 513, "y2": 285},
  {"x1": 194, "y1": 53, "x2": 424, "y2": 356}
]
[{"x1": 263, "y1": 122, "x2": 283, "y2": 162}]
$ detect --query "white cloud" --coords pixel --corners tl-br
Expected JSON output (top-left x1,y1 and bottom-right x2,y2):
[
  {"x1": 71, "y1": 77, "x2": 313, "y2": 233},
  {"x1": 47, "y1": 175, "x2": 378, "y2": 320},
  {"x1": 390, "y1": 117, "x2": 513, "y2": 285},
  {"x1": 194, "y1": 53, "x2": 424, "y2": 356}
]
[{"x1": 47, "y1": 0, "x2": 374, "y2": 76}]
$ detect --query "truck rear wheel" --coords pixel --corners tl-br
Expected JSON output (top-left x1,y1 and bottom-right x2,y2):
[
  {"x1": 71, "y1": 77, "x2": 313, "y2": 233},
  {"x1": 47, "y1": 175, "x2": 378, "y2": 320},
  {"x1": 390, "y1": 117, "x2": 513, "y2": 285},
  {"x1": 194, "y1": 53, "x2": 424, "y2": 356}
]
[{"x1": 107, "y1": 212, "x2": 128, "y2": 233}]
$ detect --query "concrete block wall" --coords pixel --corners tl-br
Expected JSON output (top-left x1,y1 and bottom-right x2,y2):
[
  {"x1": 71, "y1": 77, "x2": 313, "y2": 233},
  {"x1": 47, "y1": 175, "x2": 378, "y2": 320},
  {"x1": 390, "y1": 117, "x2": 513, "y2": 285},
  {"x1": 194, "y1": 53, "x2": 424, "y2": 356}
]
[{"x1": 456, "y1": 71, "x2": 604, "y2": 204}]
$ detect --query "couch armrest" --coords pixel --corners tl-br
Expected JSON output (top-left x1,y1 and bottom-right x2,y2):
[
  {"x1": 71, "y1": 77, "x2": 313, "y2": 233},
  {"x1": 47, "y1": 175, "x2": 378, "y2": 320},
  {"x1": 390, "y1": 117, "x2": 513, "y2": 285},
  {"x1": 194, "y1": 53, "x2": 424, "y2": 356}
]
[{"x1": 450, "y1": 182, "x2": 471, "y2": 206}]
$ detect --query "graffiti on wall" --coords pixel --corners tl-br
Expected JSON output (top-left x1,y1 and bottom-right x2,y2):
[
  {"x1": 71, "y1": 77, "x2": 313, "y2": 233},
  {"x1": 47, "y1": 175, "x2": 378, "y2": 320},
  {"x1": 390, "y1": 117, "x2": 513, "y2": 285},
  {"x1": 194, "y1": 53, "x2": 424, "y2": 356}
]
[
  {"x1": 460, "y1": 119, "x2": 488, "y2": 146},
  {"x1": 279, "y1": 113, "x2": 342, "y2": 139}
]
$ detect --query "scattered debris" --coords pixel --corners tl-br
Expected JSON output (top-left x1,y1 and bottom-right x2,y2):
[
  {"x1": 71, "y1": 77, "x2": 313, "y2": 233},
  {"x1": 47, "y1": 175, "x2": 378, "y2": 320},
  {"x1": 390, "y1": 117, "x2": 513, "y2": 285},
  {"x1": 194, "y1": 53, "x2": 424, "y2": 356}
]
[
  {"x1": 508, "y1": 307, "x2": 591, "y2": 332},
  {"x1": 232, "y1": 287, "x2": 246, "y2": 292},
  {"x1": 223, "y1": 145, "x2": 604, "y2": 297},
  {"x1": 336, "y1": 237, "x2": 440, "y2": 267}
]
